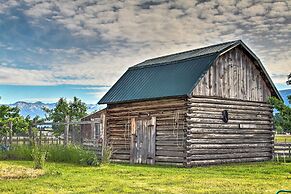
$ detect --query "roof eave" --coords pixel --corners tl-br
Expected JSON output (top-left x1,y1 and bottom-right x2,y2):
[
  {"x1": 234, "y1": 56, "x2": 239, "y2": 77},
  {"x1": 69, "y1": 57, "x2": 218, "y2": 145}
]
[{"x1": 99, "y1": 95, "x2": 188, "y2": 105}]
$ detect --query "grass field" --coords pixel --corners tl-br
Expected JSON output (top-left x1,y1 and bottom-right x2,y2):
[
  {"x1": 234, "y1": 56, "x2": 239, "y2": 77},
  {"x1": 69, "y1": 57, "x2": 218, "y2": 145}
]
[
  {"x1": 0, "y1": 160, "x2": 290, "y2": 194},
  {"x1": 275, "y1": 135, "x2": 291, "y2": 143}
]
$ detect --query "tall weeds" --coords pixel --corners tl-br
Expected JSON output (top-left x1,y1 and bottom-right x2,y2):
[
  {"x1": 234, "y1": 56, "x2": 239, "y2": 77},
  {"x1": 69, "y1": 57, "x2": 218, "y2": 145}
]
[
  {"x1": 0, "y1": 144, "x2": 100, "y2": 166},
  {"x1": 31, "y1": 147, "x2": 47, "y2": 169}
]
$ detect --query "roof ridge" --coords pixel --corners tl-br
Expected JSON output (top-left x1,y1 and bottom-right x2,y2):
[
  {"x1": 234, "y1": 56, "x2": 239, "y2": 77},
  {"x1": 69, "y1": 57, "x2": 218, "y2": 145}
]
[
  {"x1": 135, "y1": 40, "x2": 239, "y2": 67},
  {"x1": 129, "y1": 52, "x2": 219, "y2": 70}
]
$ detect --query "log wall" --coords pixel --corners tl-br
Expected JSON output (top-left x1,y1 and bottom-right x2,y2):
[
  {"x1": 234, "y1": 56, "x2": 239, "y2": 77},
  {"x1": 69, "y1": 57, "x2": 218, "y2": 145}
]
[
  {"x1": 186, "y1": 96, "x2": 274, "y2": 166},
  {"x1": 192, "y1": 46, "x2": 272, "y2": 102},
  {"x1": 106, "y1": 98, "x2": 187, "y2": 165}
]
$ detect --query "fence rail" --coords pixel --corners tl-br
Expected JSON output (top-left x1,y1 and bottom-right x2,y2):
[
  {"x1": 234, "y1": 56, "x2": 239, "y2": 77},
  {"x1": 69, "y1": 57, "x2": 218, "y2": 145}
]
[
  {"x1": 0, "y1": 136, "x2": 64, "y2": 145},
  {"x1": 274, "y1": 143, "x2": 291, "y2": 158},
  {"x1": 0, "y1": 136, "x2": 102, "y2": 154}
]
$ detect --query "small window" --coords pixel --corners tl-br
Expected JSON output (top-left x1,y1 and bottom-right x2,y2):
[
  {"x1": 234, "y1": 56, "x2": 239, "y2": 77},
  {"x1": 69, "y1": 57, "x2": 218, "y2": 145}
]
[
  {"x1": 95, "y1": 123, "x2": 100, "y2": 139},
  {"x1": 222, "y1": 110, "x2": 228, "y2": 123}
]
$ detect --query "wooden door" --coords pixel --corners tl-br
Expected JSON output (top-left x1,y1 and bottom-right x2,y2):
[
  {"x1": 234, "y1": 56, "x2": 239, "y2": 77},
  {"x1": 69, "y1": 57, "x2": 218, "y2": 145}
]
[{"x1": 130, "y1": 117, "x2": 156, "y2": 164}]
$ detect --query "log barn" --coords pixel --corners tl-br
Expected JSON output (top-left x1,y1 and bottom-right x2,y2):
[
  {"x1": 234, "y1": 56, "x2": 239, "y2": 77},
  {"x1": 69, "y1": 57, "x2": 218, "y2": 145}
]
[{"x1": 97, "y1": 40, "x2": 281, "y2": 167}]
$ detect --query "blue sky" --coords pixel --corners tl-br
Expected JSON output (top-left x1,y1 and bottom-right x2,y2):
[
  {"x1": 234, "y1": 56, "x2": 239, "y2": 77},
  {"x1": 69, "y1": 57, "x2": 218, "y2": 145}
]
[
  {"x1": 0, "y1": 0, "x2": 290, "y2": 104},
  {"x1": 0, "y1": 85, "x2": 109, "y2": 104}
]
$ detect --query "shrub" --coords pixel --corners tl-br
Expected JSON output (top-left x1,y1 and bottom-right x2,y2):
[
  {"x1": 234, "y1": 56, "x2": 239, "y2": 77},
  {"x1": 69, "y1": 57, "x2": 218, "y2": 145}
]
[
  {"x1": 101, "y1": 146, "x2": 112, "y2": 165},
  {"x1": 31, "y1": 147, "x2": 47, "y2": 169},
  {"x1": 80, "y1": 150, "x2": 100, "y2": 166}
]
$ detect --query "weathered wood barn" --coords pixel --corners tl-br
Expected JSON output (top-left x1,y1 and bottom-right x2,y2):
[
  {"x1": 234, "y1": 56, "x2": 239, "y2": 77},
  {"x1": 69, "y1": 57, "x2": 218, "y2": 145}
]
[{"x1": 96, "y1": 40, "x2": 281, "y2": 167}]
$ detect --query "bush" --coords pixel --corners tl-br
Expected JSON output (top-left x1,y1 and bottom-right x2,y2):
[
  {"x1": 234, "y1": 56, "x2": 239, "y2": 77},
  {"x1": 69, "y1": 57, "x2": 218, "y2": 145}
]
[
  {"x1": 80, "y1": 150, "x2": 99, "y2": 166},
  {"x1": 101, "y1": 146, "x2": 112, "y2": 165},
  {"x1": 31, "y1": 147, "x2": 47, "y2": 169}
]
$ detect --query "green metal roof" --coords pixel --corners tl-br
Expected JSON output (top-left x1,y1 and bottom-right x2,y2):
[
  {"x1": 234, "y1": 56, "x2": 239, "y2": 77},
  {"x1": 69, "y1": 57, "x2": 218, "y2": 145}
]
[
  {"x1": 99, "y1": 40, "x2": 281, "y2": 104},
  {"x1": 134, "y1": 40, "x2": 237, "y2": 67}
]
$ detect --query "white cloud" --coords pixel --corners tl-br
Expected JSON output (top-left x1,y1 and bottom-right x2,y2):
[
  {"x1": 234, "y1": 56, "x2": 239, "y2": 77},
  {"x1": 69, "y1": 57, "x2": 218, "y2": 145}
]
[
  {"x1": 268, "y1": 1, "x2": 289, "y2": 17},
  {"x1": 86, "y1": 91, "x2": 108, "y2": 100},
  {"x1": 242, "y1": 3, "x2": 266, "y2": 16},
  {"x1": 24, "y1": 1, "x2": 54, "y2": 17},
  {"x1": 0, "y1": 66, "x2": 56, "y2": 85},
  {"x1": 0, "y1": 0, "x2": 290, "y2": 89}
]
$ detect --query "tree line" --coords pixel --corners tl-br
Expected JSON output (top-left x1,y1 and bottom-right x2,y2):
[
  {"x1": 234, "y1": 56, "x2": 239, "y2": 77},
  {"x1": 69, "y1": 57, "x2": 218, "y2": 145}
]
[
  {"x1": 270, "y1": 73, "x2": 291, "y2": 133},
  {"x1": 0, "y1": 96, "x2": 88, "y2": 143}
]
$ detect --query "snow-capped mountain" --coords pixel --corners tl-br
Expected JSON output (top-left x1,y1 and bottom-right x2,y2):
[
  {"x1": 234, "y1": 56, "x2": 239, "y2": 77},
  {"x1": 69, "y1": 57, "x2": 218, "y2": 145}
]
[{"x1": 7, "y1": 101, "x2": 100, "y2": 118}]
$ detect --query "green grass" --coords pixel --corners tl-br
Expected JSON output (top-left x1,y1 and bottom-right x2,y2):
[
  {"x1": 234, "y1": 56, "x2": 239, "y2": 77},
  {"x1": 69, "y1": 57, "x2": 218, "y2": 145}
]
[
  {"x1": 275, "y1": 135, "x2": 291, "y2": 143},
  {"x1": 0, "y1": 160, "x2": 290, "y2": 194}
]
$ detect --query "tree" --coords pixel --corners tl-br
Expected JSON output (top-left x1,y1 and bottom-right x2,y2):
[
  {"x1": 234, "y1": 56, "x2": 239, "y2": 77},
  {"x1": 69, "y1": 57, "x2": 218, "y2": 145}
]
[
  {"x1": 70, "y1": 97, "x2": 87, "y2": 121},
  {"x1": 268, "y1": 73, "x2": 291, "y2": 133},
  {"x1": 43, "y1": 97, "x2": 70, "y2": 135},
  {"x1": 43, "y1": 97, "x2": 87, "y2": 140},
  {"x1": 268, "y1": 97, "x2": 291, "y2": 133},
  {"x1": 69, "y1": 97, "x2": 87, "y2": 143},
  {"x1": 0, "y1": 105, "x2": 29, "y2": 144},
  {"x1": 25, "y1": 115, "x2": 45, "y2": 145}
]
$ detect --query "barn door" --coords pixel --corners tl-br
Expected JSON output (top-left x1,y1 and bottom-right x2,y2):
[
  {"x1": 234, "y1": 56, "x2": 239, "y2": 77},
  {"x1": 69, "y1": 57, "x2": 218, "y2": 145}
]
[{"x1": 130, "y1": 117, "x2": 156, "y2": 164}]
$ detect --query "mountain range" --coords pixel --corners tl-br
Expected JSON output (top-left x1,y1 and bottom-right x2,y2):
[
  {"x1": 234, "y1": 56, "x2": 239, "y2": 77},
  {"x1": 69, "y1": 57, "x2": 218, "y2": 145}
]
[
  {"x1": 6, "y1": 101, "x2": 101, "y2": 118},
  {"x1": 4, "y1": 89, "x2": 291, "y2": 118}
]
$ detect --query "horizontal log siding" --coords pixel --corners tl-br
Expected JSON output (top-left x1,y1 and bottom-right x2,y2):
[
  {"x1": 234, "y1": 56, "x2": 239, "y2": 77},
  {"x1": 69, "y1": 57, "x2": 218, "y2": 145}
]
[
  {"x1": 186, "y1": 96, "x2": 274, "y2": 166},
  {"x1": 192, "y1": 47, "x2": 272, "y2": 102},
  {"x1": 106, "y1": 98, "x2": 187, "y2": 165}
]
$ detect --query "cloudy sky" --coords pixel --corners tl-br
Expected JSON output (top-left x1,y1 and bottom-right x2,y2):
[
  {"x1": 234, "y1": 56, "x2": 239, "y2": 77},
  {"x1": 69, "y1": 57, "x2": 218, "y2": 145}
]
[{"x1": 0, "y1": 0, "x2": 290, "y2": 104}]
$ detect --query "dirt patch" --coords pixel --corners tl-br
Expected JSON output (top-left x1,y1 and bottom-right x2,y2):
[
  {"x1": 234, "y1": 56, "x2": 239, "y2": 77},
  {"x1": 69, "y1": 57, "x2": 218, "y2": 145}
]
[{"x1": 0, "y1": 164, "x2": 45, "y2": 180}]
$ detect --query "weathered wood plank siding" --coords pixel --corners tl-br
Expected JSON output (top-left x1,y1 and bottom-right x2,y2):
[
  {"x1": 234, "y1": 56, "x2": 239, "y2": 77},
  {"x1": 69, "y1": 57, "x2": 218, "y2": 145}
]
[
  {"x1": 186, "y1": 97, "x2": 274, "y2": 166},
  {"x1": 192, "y1": 47, "x2": 272, "y2": 102},
  {"x1": 106, "y1": 98, "x2": 187, "y2": 165},
  {"x1": 81, "y1": 109, "x2": 106, "y2": 139}
]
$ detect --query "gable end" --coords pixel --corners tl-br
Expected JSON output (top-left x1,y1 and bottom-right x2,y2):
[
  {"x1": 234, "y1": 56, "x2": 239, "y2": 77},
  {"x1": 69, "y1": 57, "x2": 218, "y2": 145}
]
[{"x1": 191, "y1": 44, "x2": 281, "y2": 102}]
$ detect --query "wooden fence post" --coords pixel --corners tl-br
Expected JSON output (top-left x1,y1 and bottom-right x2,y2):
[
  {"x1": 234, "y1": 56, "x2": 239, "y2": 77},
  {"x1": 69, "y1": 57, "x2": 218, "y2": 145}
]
[
  {"x1": 23, "y1": 137, "x2": 26, "y2": 145},
  {"x1": 32, "y1": 131, "x2": 35, "y2": 146},
  {"x1": 9, "y1": 121, "x2": 13, "y2": 145},
  {"x1": 64, "y1": 116, "x2": 69, "y2": 146},
  {"x1": 28, "y1": 125, "x2": 33, "y2": 146},
  {"x1": 39, "y1": 129, "x2": 42, "y2": 145},
  {"x1": 71, "y1": 125, "x2": 76, "y2": 144},
  {"x1": 4, "y1": 134, "x2": 7, "y2": 146}
]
